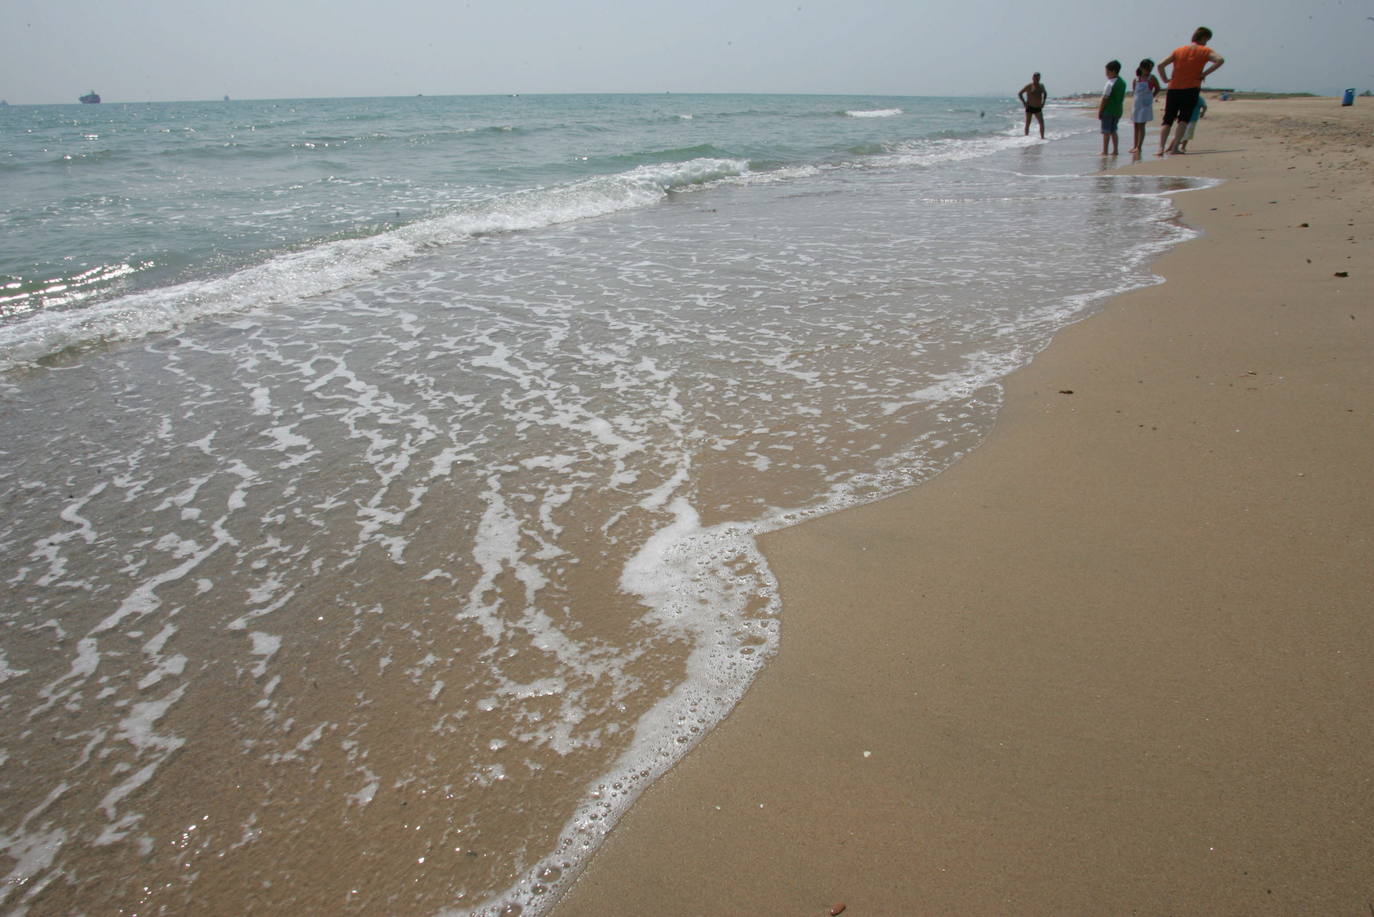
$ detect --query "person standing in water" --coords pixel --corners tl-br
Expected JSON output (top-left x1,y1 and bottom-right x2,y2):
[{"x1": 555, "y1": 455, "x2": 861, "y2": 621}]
[
  {"x1": 1157, "y1": 27, "x2": 1224, "y2": 155},
  {"x1": 1128, "y1": 59, "x2": 1158, "y2": 154},
  {"x1": 1019, "y1": 73, "x2": 1049, "y2": 138},
  {"x1": 1098, "y1": 60, "x2": 1127, "y2": 156}
]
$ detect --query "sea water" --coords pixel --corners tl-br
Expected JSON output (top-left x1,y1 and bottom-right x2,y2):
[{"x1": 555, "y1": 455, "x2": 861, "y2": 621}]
[{"x1": 0, "y1": 94, "x2": 1206, "y2": 915}]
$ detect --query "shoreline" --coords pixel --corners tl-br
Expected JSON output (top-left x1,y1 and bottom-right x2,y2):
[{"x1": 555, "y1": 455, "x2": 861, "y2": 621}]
[{"x1": 551, "y1": 97, "x2": 1374, "y2": 915}]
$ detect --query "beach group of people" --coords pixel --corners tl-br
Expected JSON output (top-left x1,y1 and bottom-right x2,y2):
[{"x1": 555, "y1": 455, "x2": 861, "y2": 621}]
[
  {"x1": 1019, "y1": 27, "x2": 1224, "y2": 157},
  {"x1": 1098, "y1": 27, "x2": 1224, "y2": 156}
]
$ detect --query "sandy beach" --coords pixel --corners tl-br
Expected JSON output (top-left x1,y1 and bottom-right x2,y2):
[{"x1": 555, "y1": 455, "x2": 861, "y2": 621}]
[{"x1": 552, "y1": 97, "x2": 1374, "y2": 916}]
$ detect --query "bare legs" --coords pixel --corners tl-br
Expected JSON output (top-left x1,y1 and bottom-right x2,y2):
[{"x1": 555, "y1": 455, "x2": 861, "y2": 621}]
[
  {"x1": 1157, "y1": 121, "x2": 1185, "y2": 155},
  {"x1": 1129, "y1": 122, "x2": 1146, "y2": 153}
]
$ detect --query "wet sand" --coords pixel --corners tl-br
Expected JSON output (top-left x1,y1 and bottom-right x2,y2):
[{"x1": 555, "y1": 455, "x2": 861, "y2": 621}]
[{"x1": 552, "y1": 97, "x2": 1374, "y2": 915}]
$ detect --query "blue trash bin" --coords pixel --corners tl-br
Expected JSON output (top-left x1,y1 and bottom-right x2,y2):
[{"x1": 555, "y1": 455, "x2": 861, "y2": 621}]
[{"x1": 1342, "y1": 88, "x2": 1355, "y2": 106}]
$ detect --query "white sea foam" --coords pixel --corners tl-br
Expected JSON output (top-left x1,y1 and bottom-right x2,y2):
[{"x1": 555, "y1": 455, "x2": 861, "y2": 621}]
[
  {"x1": 0, "y1": 157, "x2": 749, "y2": 373},
  {"x1": 0, "y1": 649, "x2": 26, "y2": 685},
  {"x1": 0, "y1": 826, "x2": 69, "y2": 912},
  {"x1": 454, "y1": 500, "x2": 780, "y2": 917},
  {"x1": 846, "y1": 107, "x2": 903, "y2": 118},
  {"x1": 248, "y1": 632, "x2": 282, "y2": 677}
]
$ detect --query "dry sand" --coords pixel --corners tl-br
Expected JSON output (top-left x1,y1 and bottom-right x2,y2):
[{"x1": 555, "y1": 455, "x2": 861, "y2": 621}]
[{"x1": 552, "y1": 98, "x2": 1374, "y2": 916}]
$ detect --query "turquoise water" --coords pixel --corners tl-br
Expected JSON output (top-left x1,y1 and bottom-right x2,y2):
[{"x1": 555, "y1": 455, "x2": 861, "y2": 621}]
[
  {"x1": 3, "y1": 93, "x2": 1000, "y2": 342},
  {"x1": 0, "y1": 95, "x2": 1207, "y2": 915}
]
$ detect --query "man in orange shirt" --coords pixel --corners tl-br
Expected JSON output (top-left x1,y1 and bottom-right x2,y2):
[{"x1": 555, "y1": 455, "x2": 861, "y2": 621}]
[{"x1": 1157, "y1": 26, "x2": 1225, "y2": 155}]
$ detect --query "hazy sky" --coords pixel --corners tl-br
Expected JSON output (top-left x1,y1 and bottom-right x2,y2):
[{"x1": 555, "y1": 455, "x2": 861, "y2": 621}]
[{"x1": 4, "y1": 0, "x2": 1372, "y2": 104}]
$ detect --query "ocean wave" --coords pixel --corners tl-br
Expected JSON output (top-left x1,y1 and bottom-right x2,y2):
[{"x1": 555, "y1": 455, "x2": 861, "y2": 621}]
[
  {"x1": 140, "y1": 123, "x2": 535, "y2": 162},
  {"x1": 46, "y1": 148, "x2": 120, "y2": 167},
  {"x1": 844, "y1": 108, "x2": 903, "y2": 118},
  {"x1": 707, "y1": 108, "x2": 783, "y2": 120},
  {"x1": 0, "y1": 156, "x2": 750, "y2": 372},
  {"x1": 875, "y1": 131, "x2": 1044, "y2": 168},
  {"x1": 846, "y1": 141, "x2": 897, "y2": 156},
  {"x1": 0, "y1": 262, "x2": 150, "y2": 320},
  {"x1": 591, "y1": 143, "x2": 734, "y2": 168}
]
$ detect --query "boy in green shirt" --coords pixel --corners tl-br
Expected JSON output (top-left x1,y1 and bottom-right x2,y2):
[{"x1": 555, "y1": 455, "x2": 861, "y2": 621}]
[{"x1": 1098, "y1": 60, "x2": 1127, "y2": 155}]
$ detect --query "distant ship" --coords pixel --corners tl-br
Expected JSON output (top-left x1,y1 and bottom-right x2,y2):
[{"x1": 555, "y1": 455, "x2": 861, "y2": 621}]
[{"x1": 79, "y1": 90, "x2": 101, "y2": 104}]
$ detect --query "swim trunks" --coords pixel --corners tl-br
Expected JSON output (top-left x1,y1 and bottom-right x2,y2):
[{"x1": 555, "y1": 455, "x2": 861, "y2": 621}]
[
  {"x1": 1162, "y1": 87, "x2": 1200, "y2": 126},
  {"x1": 1025, "y1": 105, "x2": 1043, "y2": 115}
]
